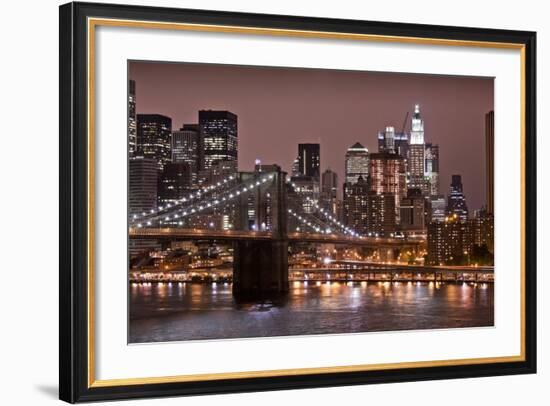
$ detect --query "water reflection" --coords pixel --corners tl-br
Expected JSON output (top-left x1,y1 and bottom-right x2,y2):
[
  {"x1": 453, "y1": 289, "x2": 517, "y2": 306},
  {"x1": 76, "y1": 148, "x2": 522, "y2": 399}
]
[{"x1": 129, "y1": 281, "x2": 494, "y2": 343}]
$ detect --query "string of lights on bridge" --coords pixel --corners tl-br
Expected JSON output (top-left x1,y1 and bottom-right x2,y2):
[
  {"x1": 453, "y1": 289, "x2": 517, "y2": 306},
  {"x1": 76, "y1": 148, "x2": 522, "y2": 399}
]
[
  {"x1": 286, "y1": 180, "x2": 361, "y2": 237},
  {"x1": 287, "y1": 207, "x2": 338, "y2": 235},
  {"x1": 132, "y1": 173, "x2": 275, "y2": 227}
]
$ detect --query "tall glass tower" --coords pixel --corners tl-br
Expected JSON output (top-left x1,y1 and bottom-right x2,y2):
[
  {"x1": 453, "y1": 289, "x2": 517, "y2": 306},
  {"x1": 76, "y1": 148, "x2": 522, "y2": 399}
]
[
  {"x1": 199, "y1": 110, "x2": 238, "y2": 170},
  {"x1": 446, "y1": 174, "x2": 469, "y2": 222},
  {"x1": 409, "y1": 104, "x2": 428, "y2": 193},
  {"x1": 344, "y1": 142, "x2": 369, "y2": 185}
]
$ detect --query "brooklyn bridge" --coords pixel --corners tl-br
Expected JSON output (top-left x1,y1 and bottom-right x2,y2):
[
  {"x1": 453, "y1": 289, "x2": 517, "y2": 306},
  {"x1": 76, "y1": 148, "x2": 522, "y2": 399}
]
[{"x1": 130, "y1": 167, "x2": 429, "y2": 296}]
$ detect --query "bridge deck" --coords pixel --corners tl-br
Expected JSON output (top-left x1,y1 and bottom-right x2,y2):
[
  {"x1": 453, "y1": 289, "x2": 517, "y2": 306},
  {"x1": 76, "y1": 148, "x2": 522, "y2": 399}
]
[{"x1": 129, "y1": 228, "x2": 424, "y2": 246}]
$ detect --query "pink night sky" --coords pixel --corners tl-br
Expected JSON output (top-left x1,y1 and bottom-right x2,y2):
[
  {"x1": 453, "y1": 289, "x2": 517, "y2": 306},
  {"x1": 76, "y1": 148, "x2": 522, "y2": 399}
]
[{"x1": 129, "y1": 61, "x2": 493, "y2": 210}]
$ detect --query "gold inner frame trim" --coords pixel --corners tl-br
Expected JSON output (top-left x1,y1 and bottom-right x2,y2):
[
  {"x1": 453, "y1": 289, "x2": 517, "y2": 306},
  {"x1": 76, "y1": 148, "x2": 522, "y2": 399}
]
[{"x1": 87, "y1": 17, "x2": 527, "y2": 388}]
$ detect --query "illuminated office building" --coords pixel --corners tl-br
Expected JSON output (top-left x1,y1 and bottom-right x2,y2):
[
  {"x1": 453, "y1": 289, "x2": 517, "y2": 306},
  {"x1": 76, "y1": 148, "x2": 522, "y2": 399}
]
[
  {"x1": 136, "y1": 113, "x2": 172, "y2": 170},
  {"x1": 345, "y1": 142, "x2": 369, "y2": 185},
  {"x1": 199, "y1": 110, "x2": 238, "y2": 170}
]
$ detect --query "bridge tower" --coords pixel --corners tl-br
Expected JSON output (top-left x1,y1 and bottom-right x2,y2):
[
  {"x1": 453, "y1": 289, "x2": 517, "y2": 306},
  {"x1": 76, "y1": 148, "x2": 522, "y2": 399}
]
[{"x1": 233, "y1": 166, "x2": 289, "y2": 298}]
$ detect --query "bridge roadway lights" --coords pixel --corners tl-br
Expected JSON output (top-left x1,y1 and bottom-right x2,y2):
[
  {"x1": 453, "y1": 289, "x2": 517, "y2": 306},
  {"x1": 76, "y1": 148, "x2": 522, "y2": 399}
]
[{"x1": 232, "y1": 239, "x2": 289, "y2": 298}]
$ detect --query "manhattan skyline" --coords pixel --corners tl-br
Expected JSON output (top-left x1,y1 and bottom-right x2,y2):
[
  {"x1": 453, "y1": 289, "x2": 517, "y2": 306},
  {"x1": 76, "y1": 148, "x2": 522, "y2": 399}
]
[{"x1": 129, "y1": 61, "x2": 493, "y2": 210}]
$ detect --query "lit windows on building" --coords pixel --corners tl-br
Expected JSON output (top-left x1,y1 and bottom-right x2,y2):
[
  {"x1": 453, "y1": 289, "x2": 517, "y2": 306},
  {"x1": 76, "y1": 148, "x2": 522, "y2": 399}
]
[
  {"x1": 344, "y1": 142, "x2": 369, "y2": 185},
  {"x1": 369, "y1": 151, "x2": 407, "y2": 224},
  {"x1": 343, "y1": 176, "x2": 369, "y2": 234},
  {"x1": 446, "y1": 174, "x2": 469, "y2": 222},
  {"x1": 199, "y1": 110, "x2": 238, "y2": 170},
  {"x1": 298, "y1": 143, "x2": 320, "y2": 179},
  {"x1": 172, "y1": 124, "x2": 200, "y2": 185},
  {"x1": 136, "y1": 114, "x2": 172, "y2": 170}
]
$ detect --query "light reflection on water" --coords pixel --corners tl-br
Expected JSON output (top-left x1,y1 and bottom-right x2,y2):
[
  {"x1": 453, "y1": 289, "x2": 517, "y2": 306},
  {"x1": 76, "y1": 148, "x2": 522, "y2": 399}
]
[{"x1": 129, "y1": 281, "x2": 493, "y2": 343}]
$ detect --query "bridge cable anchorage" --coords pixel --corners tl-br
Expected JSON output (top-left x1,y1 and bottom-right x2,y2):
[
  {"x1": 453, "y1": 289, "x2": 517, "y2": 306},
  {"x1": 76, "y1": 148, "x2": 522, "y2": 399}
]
[
  {"x1": 131, "y1": 173, "x2": 275, "y2": 227},
  {"x1": 286, "y1": 180, "x2": 362, "y2": 237}
]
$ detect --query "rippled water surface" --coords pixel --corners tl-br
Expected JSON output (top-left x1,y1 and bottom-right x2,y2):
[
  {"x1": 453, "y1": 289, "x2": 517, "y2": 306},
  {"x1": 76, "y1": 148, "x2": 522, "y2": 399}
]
[{"x1": 129, "y1": 281, "x2": 493, "y2": 343}]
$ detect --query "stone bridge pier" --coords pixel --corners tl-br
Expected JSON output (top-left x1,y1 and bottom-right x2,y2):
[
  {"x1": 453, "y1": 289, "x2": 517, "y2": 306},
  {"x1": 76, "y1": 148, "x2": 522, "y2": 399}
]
[{"x1": 232, "y1": 167, "x2": 289, "y2": 298}]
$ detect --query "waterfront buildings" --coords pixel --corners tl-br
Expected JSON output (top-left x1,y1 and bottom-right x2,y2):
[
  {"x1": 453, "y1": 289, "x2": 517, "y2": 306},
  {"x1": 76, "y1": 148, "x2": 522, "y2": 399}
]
[
  {"x1": 136, "y1": 113, "x2": 172, "y2": 170},
  {"x1": 426, "y1": 214, "x2": 471, "y2": 265},
  {"x1": 199, "y1": 110, "x2": 238, "y2": 170}
]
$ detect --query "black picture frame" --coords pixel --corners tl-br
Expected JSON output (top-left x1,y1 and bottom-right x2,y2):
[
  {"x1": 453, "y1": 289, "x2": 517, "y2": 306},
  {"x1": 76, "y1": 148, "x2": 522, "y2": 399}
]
[{"x1": 59, "y1": 1, "x2": 537, "y2": 403}]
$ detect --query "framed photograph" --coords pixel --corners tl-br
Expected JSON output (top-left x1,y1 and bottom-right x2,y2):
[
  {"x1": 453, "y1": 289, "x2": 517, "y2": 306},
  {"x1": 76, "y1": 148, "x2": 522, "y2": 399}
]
[{"x1": 59, "y1": 1, "x2": 537, "y2": 402}]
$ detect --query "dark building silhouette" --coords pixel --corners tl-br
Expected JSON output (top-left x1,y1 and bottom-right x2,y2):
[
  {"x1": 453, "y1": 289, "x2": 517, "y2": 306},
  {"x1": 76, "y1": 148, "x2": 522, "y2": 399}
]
[
  {"x1": 298, "y1": 143, "x2": 320, "y2": 179},
  {"x1": 343, "y1": 176, "x2": 369, "y2": 234},
  {"x1": 172, "y1": 124, "x2": 201, "y2": 185},
  {"x1": 321, "y1": 169, "x2": 338, "y2": 216},
  {"x1": 425, "y1": 143, "x2": 440, "y2": 196},
  {"x1": 128, "y1": 80, "x2": 137, "y2": 157},
  {"x1": 158, "y1": 162, "x2": 193, "y2": 207},
  {"x1": 199, "y1": 110, "x2": 238, "y2": 170},
  {"x1": 400, "y1": 188, "x2": 428, "y2": 233},
  {"x1": 485, "y1": 110, "x2": 494, "y2": 214},
  {"x1": 446, "y1": 174, "x2": 469, "y2": 222},
  {"x1": 129, "y1": 157, "x2": 158, "y2": 221},
  {"x1": 137, "y1": 113, "x2": 172, "y2": 170}
]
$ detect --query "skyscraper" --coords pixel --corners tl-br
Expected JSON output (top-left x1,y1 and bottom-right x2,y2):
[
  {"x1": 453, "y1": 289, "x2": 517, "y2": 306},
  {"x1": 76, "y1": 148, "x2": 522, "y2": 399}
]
[
  {"x1": 172, "y1": 124, "x2": 200, "y2": 185},
  {"x1": 129, "y1": 156, "x2": 158, "y2": 221},
  {"x1": 400, "y1": 188, "x2": 428, "y2": 233},
  {"x1": 291, "y1": 156, "x2": 300, "y2": 177},
  {"x1": 343, "y1": 176, "x2": 369, "y2": 234},
  {"x1": 199, "y1": 110, "x2": 238, "y2": 170},
  {"x1": 378, "y1": 129, "x2": 409, "y2": 157},
  {"x1": 128, "y1": 80, "x2": 137, "y2": 157},
  {"x1": 430, "y1": 195, "x2": 446, "y2": 222},
  {"x1": 446, "y1": 175, "x2": 469, "y2": 222},
  {"x1": 367, "y1": 192, "x2": 396, "y2": 236},
  {"x1": 136, "y1": 114, "x2": 172, "y2": 170},
  {"x1": 369, "y1": 151, "x2": 407, "y2": 223},
  {"x1": 129, "y1": 156, "x2": 161, "y2": 256},
  {"x1": 321, "y1": 169, "x2": 338, "y2": 216},
  {"x1": 425, "y1": 143, "x2": 440, "y2": 196},
  {"x1": 298, "y1": 143, "x2": 320, "y2": 179},
  {"x1": 344, "y1": 142, "x2": 369, "y2": 184},
  {"x1": 486, "y1": 110, "x2": 494, "y2": 214},
  {"x1": 158, "y1": 162, "x2": 193, "y2": 208},
  {"x1": 426, "y1": 215, "x2": 472, "y2": 265},
  {"x1": 408, "y1": 104, "x2": 427, "y2": 193}
]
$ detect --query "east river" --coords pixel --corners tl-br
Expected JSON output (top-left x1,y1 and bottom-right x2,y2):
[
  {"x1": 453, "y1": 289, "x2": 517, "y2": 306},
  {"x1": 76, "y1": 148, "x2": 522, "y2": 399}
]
[{"x1": 129, "y1": 279, "x2": 493, "y2": 343}]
